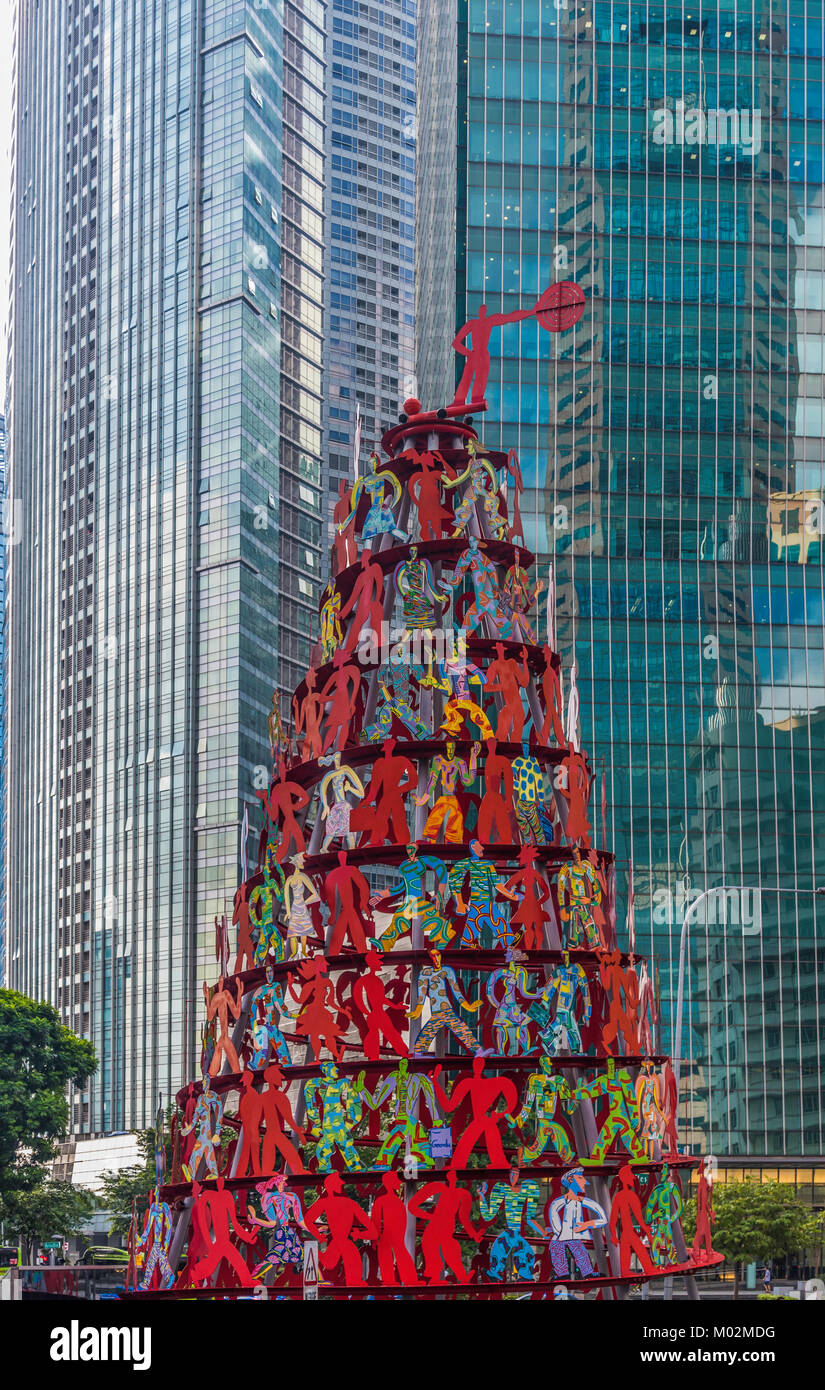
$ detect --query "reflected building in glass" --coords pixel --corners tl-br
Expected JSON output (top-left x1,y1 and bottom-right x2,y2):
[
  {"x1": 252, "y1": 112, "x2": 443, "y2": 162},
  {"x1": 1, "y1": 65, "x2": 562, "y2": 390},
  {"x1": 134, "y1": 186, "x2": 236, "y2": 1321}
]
[
  {"x1": 418, "y1": 0, "x2": 825, "y2": 1160},
  {"x1": 6, "y1": 0, "x2": 325, "y2": 1132}
]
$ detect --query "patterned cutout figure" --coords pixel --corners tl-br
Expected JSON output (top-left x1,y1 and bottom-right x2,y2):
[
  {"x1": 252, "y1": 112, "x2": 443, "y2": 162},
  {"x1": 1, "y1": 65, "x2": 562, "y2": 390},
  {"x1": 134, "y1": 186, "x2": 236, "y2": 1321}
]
[
  {"x1": 527, "y1": 951, "x2": 591, "y2": 1056},
  {"x1": 511, "y1": 742, "x2": 547, "y2": 845},
  {"x1": 249, "y1": 856, "x2": 286, "y2": 967},
  {"x1": 180, "y1": 1075, "x2": 224, "y2": 1182},
  {"x1": 437, "y1": 649, "x2": 494, "y2": 740},
  {"x1": 414, "y1": 741, "x2": 479, "y2": 845},
  {"x1": 248, "y1": 1174, "x2": 307, "y2": 1280},
  {"x1": 547, "y1": 1166, "x2": 607, "y2": 1279},
  {"x1": 364, "y1": 653, "x2": 428, "y2": 743},
  {"x1": 449, "y1": 839, "x2": 518, "y2": 949},
  {"x1": 410, "y1": 948, "x2": 484, "y2": 1056},
  {"x1": 514, "y1": 1057, "x2": 574, "y2": 1164},
  {"x1": 635, "y1": 1059, "x2": 666, "y2": 1159},
  {"x1": 557, "y1": 847, "x2": 603, "y2": 949},
  {"x1": 358, "y1": 1057, "x2": 448, "y2": 1170},
  {"x1": 645, "y1": 1163, "x2": 683, "y2": 1267},
  {"x1": 338, "y1": 449, "x2": 407, "y2": 546},
  {"x1": 304, "y1": 1060, "x2": 364, "y2": 1172},
  {"x1": 249, "y1": 964, "x2": 291, "y2": 1070},
  {"x1": 478, "y1": 1165, "x2": 544, "y2": 1281},
  {"x1": 572, "y1": 1057, "x2": 647, "y2": 1164},
  {"x1": 486, "y1": 949, "x2": 534, "y2": 1055},
  {"x1": 442, "y1": 439, "x2": 507, "y2": 540},
  {"x1": 137, "y1": 1185, "x2": 175, "y2": 1291},
  {"x1": 319, "y1": 753, "x2": 365, "y2": 851},
  {"x1": 440, "y1": 534, "x2": 504, "y2": 637},
  {"x1": 283, "y1": 854, "x2": 320, "y2": 959},
  {"x1": 370, "y1": 843, "x2": 453, "y2": 953}
]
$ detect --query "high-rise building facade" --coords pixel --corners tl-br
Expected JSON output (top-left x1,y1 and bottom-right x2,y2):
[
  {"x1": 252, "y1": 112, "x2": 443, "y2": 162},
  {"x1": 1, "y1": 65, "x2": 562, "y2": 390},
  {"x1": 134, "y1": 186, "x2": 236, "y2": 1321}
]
[
  {"x1": 6, "y1": 0, "x2": 325, "y2": 1133},
  {"x1": 0, "y1": 412, "x2": 6, "y2": 985},
  {"x1": 324, "y1": 0, "x2": 416, "y2": 507},
  {"x1": 418, "y1": 0, "x2": 825, "y2": 1161}
]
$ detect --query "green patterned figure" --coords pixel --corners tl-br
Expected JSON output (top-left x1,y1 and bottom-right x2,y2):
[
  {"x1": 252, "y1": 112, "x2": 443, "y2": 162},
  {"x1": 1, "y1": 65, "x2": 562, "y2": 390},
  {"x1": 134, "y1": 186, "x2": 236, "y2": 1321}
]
[
  {"x1": 304, "y1": 1060, "x2": 364, "y2": 1173},
  {"x1": 358, "y1": 1058, "x2": 448, "y2": 1170},
  {"x1": 250, "y1": 853, "x2": 286, "y2": 967},
  {"x1": 478, "y1": 1170, "x2": 544, "y2": 1280},
  {"x1": 572, "y1": 1056, "x2": 647, "y2": 1164},
  {"x1": 513, "y1": 1056, "x2": 574, "y2": 1163},
  {"x1": 644, "y1": 1163, "x2": 683, "y2": 1266}
]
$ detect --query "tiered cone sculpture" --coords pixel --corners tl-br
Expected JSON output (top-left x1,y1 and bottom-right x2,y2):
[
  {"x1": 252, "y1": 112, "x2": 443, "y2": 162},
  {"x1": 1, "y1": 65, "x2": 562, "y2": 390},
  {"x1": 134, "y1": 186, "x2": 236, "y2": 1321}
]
[{"x1": 128, "y1": 360, "x2": 721, "y2": 1300}]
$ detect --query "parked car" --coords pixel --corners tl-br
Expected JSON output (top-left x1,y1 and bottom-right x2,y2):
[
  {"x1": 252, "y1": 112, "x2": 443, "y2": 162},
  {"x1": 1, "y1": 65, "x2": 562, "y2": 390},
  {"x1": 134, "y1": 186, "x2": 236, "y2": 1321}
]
[{"x1": 79, "y1": 1246, "x2": 128, "y2": 1265}]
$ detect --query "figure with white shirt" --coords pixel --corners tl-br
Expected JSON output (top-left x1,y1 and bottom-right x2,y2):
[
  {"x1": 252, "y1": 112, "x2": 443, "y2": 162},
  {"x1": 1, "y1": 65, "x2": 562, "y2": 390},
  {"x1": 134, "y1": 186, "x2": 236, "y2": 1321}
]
[{"x1": 547, "y1": 1166, "x2": 607, "y2": 1279}]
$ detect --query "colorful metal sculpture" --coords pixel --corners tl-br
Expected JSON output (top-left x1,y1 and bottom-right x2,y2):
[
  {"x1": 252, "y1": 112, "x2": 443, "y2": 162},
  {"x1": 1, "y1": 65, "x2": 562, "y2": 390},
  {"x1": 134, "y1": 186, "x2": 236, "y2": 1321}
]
[{"x1": 157, "y1": 370, "x2": 715, "y2": 1300}]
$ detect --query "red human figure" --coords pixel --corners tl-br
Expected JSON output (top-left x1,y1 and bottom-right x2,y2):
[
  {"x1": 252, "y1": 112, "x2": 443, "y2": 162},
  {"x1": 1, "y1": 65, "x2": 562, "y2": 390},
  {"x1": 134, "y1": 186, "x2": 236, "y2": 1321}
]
[
  {"x1": 292, "y1": 668, "x2": 325, "y2": 763},
  {"x1": 452, "y1": 302, "x2": 542, "y2": 407},
  {"x1": 304, "y1": 1172, "x2": 377, "y2": 1286},
  {"x1": 232, "y1": 883, "x2": 256, "y2": 976},
  {"x1": 599, "y1": 950, "x2": 640, "y2": 1055},
  {"x1": 235, "y1": 1070, "x2": 265, "y2": 1178},
  {"x1": 290, "y1": 956, "x2": 349, "y2": 1062},
  {"x1": 324, "y1": 851, "x2": 372, "y2": 954},
  {"x1": 609, "y1": 1164, "x2": 655, "y2": 1275},
  {"x1": 203, "y1": 975, "x2": 244, "y2": 1077},
  {"x1": 189, "y1": 1176, "x2": 260, "y2": 1289},
  {"x1": 176, "y1": 1179, "x2": 212, "y2": 1288},
  {"x1": 560, "y1": 750, "x2": 592, "y2": 845},
  {"x1": 445, "y1": 1055, "x2": 519, "y2": 1169},
  {"x1": 320, "y1": 651, "x2": 362, "y2": 754},
  {"x1": 333, "y1": 478, "x2": 358, "y2": 574},
  {"x1": 338, "y1": 549, "x2": 385, "y2": 654},
  {"x1": 502, "y1": 845, "x2": 552, "y2": 951},
  {"x1": 477, "y1": 737, "x2": 515, "y2": 843},
  {"x1": 351, "y1": 949, "x2": 409, "y2": 1061},
  {"x1": 406, "y1": 450, "x2": 451, "y2": 541},
  {"x1": 539, "y1": 646, "x2": 567, "y2": 748},
  {"x1": 258, "y1": 758, "x2": 309, "y2": 863},
  {"x1": 259, "y1": 1063, "x2": 306, "y2": 1175},
  {"x1": 505, "y1": 447, "x2": 525, "y2": 546},
  {"x1": 372, "y1": 1171, "x2": 421, "y2": 1286},
  {"x1": 179, "y1": 1083, "x2": 198, "y2": 1174},
  {"x1": 660, "y1": 1059, "x2": 681, "y2": 1156},
  {"x1": 352, "y1": 738, "x2": 416, "y2": 846},
  {"x1": 484, "y1": 643, "x2": 530, "y2": 744},
  {"x1": 691, "y1": 1158, "x2": 717, "y2": 1263},
  {"x1": 408, "y1": 1170, "x2": 481, "y2": 1285}
]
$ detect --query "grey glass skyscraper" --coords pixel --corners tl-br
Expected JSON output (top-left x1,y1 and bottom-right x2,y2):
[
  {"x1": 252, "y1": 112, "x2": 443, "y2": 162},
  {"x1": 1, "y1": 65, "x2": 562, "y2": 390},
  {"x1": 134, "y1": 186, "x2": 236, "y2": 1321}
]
[
  {"x1": 418, "y1": 0, "x2": 825, "y2": 1163},
  {"x1": 6, "y1": 0, "x2": 325, "y2": 1133},
  {"x1": 324, "y1": 0, "x2": 416, "y2": 509},
  {"x1": 0, "y1": 412, "x2": 6, "y2": 987}
]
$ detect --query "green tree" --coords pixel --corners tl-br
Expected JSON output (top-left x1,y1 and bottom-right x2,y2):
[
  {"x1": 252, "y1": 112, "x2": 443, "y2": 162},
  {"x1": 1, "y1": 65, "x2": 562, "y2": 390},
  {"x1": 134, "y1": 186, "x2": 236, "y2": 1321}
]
[
  {"x1": 0, "y1": 1180, "x2": 98, "y2": 1262},
  {"x1": 0, "y1": 990, "x2": 97, "y2": 1200},
  {"x1": 682, "y1": 1178, "x2": 823, "y2": 1297}
]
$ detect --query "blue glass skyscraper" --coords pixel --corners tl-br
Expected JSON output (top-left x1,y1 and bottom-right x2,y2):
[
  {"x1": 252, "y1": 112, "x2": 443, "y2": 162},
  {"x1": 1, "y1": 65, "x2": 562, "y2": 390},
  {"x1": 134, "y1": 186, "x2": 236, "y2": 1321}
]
[{"x1": 418, "y1": 0, "x2": 825, "y2": 1166}]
